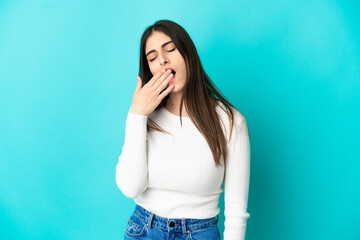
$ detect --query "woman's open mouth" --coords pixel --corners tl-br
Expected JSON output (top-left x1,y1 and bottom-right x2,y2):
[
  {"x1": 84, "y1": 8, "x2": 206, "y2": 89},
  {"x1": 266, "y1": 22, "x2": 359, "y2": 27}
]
[
  {"x1": 166, "y1": 69, "x2": 175, "y2": 85},
  {"x1": 169, "y1": 72, "x2": 175, "y2": 85}
]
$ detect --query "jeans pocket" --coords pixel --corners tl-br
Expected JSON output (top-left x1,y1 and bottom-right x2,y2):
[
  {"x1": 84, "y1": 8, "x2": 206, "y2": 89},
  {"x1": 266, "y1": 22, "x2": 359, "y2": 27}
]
[
  {"x1": 188, "y1": 224, "x2": 220, "y2": 240},
  {"x1": 125, "y1": 213, "x2": 148, "y2": 238}
]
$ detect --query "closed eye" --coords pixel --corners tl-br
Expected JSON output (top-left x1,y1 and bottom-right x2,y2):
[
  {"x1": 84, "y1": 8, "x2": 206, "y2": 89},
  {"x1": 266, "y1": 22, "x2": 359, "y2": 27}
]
[{"x1": 149, "y1": 48, "x2": 176, "y2": 62}]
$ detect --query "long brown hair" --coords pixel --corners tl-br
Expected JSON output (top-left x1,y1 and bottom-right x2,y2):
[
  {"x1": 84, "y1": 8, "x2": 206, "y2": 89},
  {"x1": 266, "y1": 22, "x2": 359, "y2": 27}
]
[{"x1": 138, "y1": 19, "x2": 244, "y2": 169}]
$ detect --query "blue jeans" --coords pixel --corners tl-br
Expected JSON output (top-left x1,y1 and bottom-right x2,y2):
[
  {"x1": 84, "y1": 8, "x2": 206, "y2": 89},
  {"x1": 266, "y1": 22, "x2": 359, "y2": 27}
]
[{"x1": 124, "y1": 204, "x2": 221, "y2": 240}]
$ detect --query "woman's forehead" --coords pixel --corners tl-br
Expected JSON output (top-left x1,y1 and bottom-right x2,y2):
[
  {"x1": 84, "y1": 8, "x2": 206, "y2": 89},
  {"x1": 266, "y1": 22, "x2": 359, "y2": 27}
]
[{"x1": 146, "y1": 32, "x2": 172, "y2": 50}]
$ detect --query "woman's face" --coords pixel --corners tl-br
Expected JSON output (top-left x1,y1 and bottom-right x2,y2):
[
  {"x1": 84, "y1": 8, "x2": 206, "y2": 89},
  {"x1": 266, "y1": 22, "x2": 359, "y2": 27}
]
[{"x1": 145, "y1": 31, "x2": 187, "y2": 93}]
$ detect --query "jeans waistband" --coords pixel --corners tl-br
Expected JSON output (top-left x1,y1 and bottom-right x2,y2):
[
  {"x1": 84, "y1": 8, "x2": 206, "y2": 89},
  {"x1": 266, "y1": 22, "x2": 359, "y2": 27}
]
[{"x1": 133, "y1": 204, "x2": 219, "y2": 234}]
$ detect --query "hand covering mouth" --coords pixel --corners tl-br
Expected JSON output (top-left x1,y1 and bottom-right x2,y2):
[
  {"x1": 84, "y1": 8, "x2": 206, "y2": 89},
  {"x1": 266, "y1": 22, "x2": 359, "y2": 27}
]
[{"x1": 163, "y1": 68, "x2": 176, "y2": 75}]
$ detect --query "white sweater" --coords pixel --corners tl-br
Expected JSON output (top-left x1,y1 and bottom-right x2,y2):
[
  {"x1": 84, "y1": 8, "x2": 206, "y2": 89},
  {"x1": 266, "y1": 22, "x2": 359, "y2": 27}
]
[{"x1": 116, "y1": 101, "x2": 251, "y2": 240}]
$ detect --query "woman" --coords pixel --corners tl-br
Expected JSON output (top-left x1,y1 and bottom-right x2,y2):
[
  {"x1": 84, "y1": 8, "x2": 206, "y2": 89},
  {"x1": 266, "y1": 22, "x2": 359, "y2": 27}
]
[{"x1": 116, "y1": 19, "x2": 251, "y2": 240}]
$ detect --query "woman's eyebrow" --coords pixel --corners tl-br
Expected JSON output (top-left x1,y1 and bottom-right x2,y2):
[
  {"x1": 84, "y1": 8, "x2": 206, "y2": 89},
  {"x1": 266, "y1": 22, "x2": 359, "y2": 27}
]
[{"x1": 146, "y1": 41, "x2": 173, "y2": 57}]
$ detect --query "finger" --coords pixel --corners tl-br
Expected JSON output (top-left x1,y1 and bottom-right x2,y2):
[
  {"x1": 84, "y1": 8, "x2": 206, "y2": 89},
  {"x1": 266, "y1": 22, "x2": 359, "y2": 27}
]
[
  {"x1": 155, "y1": 73, "x2": 174, "y2": 95},
  {"x1": 149, "y1": 69, "x2": 167, "y2": 86},
  {"x1": 135, "y1": 76, "x2": 142, "y2": 93},
  {"x1": 153, "y1": 70, "x2": 173, "y2": 89},
  {"x1": 158, "y1": 84, "x2": 174, "y2": 100}
]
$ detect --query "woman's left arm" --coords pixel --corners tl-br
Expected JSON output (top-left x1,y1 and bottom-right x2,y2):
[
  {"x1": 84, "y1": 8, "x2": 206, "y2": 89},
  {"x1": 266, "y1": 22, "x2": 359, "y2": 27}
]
[{"x1": 223, "y1": 115, "x2": 251, "y2": 240}]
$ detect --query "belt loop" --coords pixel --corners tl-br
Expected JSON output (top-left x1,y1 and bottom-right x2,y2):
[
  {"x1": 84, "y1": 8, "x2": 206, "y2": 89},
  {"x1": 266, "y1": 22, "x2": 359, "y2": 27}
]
[
  {"x1": 147, "y1": 213, "x2": 154, "y2": 229},
  {"x1": 181, "y1": 218, "x2": 187, "y2": 236}
]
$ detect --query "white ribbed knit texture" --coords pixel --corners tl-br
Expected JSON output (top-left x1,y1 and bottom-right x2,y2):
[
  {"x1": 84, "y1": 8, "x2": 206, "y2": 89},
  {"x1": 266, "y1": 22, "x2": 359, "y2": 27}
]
[{"x1": 116, "y1": 101, "x2": 250, "y2": 240}]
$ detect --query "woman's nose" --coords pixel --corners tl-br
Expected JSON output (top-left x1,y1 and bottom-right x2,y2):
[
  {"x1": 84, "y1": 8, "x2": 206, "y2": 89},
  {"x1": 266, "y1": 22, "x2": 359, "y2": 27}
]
[{"x1": 159, "y1": 54, "x2": 169, "y2": 65}]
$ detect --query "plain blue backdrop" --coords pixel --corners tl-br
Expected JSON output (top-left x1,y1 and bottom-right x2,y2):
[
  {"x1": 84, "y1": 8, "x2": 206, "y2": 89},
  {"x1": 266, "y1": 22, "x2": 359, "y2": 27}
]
[{"x1": 0, "y1": 0, "x2": 359, "y2": 239}]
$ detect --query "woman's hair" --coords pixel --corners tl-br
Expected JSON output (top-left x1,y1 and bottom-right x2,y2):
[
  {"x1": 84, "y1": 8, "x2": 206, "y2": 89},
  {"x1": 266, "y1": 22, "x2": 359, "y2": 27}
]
[{"x1": 138, "y1": 19, "x2": 243, "y2": 169}]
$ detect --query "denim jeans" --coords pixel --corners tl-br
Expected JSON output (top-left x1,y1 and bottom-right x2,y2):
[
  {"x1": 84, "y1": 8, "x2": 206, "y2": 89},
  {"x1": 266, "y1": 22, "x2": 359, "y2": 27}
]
[{"x1": 124, "y1": 204, "x2": 221, "y2": 240}]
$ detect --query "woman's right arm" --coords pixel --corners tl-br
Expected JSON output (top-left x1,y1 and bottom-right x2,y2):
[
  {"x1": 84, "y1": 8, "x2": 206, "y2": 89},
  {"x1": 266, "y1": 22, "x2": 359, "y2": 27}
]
[
  {"x1": 115, "y1": 69, "x2": 174, "y2": 198},
  {"x1": 115, "y1": 112, "x2": 149, "y2": 199}
]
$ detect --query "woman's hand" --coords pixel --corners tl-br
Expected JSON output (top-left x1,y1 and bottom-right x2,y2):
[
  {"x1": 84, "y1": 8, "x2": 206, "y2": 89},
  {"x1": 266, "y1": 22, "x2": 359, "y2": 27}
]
[{"x1": 129, "y1": 69, "x2": 175, "y2": 116}]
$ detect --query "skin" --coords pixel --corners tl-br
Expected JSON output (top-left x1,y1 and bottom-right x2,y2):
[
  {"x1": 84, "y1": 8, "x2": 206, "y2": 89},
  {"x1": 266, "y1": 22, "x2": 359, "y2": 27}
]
[{"x1": 145, "y1": 31, "x2": 189, "y2": 117}]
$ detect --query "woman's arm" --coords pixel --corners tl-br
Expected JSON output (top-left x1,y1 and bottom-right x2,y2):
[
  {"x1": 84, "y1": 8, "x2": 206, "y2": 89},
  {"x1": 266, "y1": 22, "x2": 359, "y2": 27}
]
[
  {"x1": 115, "y1": 111, "x2": 149, "y2": 199},
  {"x1": 223, "y1": 114, "x2": 251, "y2": 240}
]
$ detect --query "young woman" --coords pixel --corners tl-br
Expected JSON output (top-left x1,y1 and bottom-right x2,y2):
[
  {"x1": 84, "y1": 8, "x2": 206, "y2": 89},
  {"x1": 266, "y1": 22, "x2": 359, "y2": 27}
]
[{"x1": 116, "y1": 19, "x2": 251, "y2": 240}]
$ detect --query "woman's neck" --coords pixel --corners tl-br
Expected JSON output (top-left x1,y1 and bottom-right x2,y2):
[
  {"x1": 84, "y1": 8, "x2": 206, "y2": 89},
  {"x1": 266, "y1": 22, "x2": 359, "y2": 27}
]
[{"x1": 165, "y1": 94, "x2": 189, "y2": 117}]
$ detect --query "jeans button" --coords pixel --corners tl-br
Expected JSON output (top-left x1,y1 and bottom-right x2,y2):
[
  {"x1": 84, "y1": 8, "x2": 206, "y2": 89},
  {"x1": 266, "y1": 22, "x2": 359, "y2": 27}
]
[{"x1": 169, "y1": 221, "x2": 175, "y2": 227}]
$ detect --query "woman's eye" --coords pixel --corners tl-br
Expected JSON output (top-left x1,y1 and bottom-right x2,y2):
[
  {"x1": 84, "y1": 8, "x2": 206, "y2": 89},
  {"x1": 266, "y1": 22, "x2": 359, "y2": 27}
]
[{"x1": 149, "y1": 48, "x2": 176, "y2": 62}]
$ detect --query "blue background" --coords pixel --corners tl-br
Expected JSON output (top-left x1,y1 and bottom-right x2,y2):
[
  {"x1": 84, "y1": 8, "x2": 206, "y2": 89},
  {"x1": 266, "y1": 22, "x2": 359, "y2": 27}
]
[{"x1": 0, "y1": 0, "x2": 359, "y2": 239}]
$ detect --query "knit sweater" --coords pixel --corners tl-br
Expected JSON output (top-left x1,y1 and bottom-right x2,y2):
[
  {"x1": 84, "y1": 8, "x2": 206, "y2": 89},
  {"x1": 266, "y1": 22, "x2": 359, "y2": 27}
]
[{"x1": 115, "y1": 101, "x2": 251, "y2": 240}]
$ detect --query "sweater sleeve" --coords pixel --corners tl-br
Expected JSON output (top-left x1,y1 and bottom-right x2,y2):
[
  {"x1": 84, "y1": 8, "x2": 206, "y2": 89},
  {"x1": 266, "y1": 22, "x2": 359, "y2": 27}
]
[
  {"x1": 223, "y1": 115, "x2": 251, "y2": 240},
  {"x1": 115, "y1": 112, "x2": 149, "y2": 199}
]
